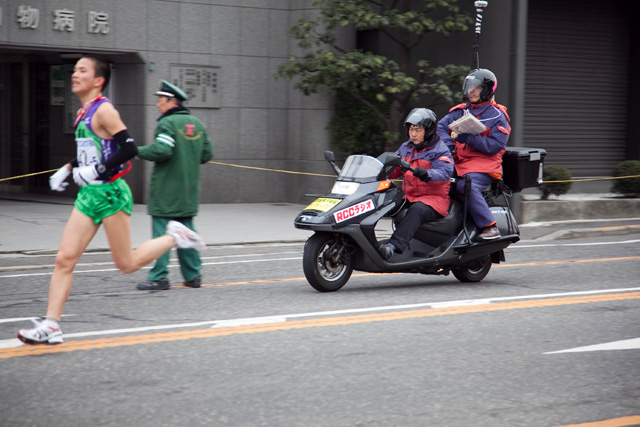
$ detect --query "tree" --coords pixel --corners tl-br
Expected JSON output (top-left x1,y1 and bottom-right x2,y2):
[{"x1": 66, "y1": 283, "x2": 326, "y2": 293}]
[{"x1": 276, "y1": 0, "x2": 472, "y2": 152}]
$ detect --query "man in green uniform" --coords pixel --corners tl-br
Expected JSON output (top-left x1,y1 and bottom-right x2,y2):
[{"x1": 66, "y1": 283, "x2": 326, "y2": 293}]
[{"x1": 136, "y1": 80, "x2": 214, "y2": 290}]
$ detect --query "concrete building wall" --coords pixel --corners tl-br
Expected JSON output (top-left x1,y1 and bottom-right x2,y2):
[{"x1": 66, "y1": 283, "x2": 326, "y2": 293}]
[{"x1": 0, "y1": 0, "x2": 343, "y2": 204}]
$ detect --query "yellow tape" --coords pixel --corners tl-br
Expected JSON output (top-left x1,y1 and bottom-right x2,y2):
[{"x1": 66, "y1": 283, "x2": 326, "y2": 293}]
[
  {"x1": 207, "y1": 161, "x2": 335, "y2": 177},
  {"x1": 0, "y1": 169, "x2": 57, "y2": 183},
  {"x1": 543, "y1": 175, "x2": 640, "y2": 184},
  {"x1": 2, "y1": 162, "x2": 639, "y2": 185}
]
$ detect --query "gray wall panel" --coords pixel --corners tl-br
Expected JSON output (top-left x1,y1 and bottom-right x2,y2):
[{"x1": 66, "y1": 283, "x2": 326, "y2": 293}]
[
  {"x1": 148, "y1": 1, "x2": 178, "y2": 53},
  {"x1": 524, "y1": 0, "x2": 630, "y2": 177}
]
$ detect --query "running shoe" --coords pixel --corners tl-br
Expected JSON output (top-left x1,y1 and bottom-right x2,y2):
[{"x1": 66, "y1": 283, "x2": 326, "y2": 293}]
[
  {"x1": 17, "y1": 317, "x2": 63, "y2": 345},
  {"x1": 166, "y1": 221, "x2": 206, "y2": 250}
]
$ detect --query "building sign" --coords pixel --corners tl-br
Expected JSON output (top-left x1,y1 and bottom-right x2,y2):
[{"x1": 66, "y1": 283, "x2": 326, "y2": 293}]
[
  {"x1": 53, "y1": 9, "x2": 75, "y2": 32},
  {"x1": 17, "y1": 5, "x2": 39, "y2": 29},
  {"x1": 170, "y1": 65, "x2": 221, "y2": 109},
  {"x1": 12, "y1": 5, "x2": 109, "y2": 34},
  {"x1": 88, "y1": 11, "x2": 109, "y2": 34}
]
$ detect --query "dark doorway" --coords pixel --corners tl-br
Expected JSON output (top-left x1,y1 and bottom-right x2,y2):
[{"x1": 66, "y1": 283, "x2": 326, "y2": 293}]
[{"x1": 0, "y1": 60, "x2": 51, "y2": 194}]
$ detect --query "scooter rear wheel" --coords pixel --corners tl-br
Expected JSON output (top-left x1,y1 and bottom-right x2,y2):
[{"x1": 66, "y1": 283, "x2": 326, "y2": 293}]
[
  {"x1": 303, "y1": 233, "x2": 354, "y2": 292},
  {"x1": 452, "y1": 255, "x2": 492, "y2": 283}
]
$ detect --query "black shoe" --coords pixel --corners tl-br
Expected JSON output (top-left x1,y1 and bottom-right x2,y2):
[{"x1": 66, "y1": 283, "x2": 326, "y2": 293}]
[
  {"x1": 377, "y1": 243, "x2": 396, "y2": 260},
  {"x1": 477, "y1": 225, "x2": 500, "y2": 241},
  {"x1": 136, "y1": 279, "x2": 170, "y2": 291},
  {"x1": 183, "y1": 276, "x2": 201, "y2": 288}
]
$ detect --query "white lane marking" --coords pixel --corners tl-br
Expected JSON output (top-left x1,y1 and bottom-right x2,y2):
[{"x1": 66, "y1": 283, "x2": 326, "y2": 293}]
[
  {"x1": 509, "y1": 239, "x2": 640, "y2": 249},
  {"x1": 0, "y1": 339, "x2": 22, "y2": 349},
  {"x1": 0, "y1": 257, "x2": 302, "y2": 279},
  {"x1": 2, "y1": 287, "x2": 639, "y2": 348},
  {"x1": 212, "y1": 316, "x2": 288, "y2": 328},
  {"x1": 520, "y1": 218, "x2": 640, "y2": 227},
  {"x1": 0, "y1": 321, "x2": 225, "y2": 349},
  {"x1": 3, "y1": 237, "x2": 639, "y2": 279},
  {"x1": 430, "y1": 300, "x2": 491, "y2": 308},
  {"x1": 545, "y1": 338, "x2": 640, "y2": 354},
  {"x1": 0, "y1": 314, "x2": 74, "y2": 324},
  {"x1": 0, "y1": 251, "x2": 301, "y2": 273}
]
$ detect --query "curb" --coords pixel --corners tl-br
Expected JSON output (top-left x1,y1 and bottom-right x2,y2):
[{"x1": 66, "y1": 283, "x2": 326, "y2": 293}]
[
  {"x1": 522, "y1": 198, "x2": 640, "y2": 223},
  {"x1": 532, "y1": 225, "x2": 640, "y2": 241}
]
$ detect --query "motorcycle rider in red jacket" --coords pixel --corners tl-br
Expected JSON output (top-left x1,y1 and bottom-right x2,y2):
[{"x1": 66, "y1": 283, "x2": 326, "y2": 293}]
[
  {"x1": 437, "y1": 69, "x2": 511, "y2": 241},
  {"x1": 378, "y1": 108, "x2": 454, "y2": 260}
]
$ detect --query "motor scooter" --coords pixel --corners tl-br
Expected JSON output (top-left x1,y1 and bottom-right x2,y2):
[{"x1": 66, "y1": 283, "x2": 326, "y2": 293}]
[{"x1": 294, "y1": 150, "x2": 525, "y2": 292}]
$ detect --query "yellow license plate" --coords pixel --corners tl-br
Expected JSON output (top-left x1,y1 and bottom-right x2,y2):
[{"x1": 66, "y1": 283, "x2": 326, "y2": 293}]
[{"x1": 305, "y1": 197, "x2": 342, "y2": 212}]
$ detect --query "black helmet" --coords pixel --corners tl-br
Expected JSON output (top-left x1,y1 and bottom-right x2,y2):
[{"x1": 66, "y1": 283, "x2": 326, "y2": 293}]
[
  {"x1": 462, "y1": 68, "x2": 497, "y2": 104},
  {"x1": 404, "y1": 108, "x2": 437, "y2": 141}
]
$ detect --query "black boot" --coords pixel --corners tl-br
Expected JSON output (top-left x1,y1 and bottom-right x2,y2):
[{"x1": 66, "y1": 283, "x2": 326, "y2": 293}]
[
  {"x1": 377, "y1": 243, "x2": 396, "y2": 260},
  {"x1": 183, "y1": 276, "x2": 202, "y2": 288},
  {"x1": 136, "y1": 278, "x2": 170, "y2": 291}
]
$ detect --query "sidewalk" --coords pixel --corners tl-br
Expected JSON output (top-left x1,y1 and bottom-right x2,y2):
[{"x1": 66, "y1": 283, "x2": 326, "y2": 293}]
[
  {"x1": 0, "y1": 195, "x2": 638, "y2": 254},
  {"x1": 0, "y1": 197, "x2": 315, "y2": 253}
]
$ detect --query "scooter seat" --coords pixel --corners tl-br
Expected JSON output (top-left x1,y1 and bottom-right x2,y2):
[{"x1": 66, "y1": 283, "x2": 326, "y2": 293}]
[{"x1": 393, "y1": 199, "x2": 464, "y2": 238}]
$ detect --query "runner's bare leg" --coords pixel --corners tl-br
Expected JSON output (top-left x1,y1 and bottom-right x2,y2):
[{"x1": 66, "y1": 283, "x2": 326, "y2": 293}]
[{"x1": 46, "y1": 208, "x2": 99, "y2": 321}]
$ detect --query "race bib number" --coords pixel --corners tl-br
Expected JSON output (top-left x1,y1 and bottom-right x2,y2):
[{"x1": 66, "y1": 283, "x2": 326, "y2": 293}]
[
  {"x1": 305, "y1": 197, "x2": 342, "y2": 212},
  {"x1": 334, "y1": 199, "x2": 375, "y2": 223},
  {"x1": 77, "y1": 137, "x2": 99, "y2": 167}
]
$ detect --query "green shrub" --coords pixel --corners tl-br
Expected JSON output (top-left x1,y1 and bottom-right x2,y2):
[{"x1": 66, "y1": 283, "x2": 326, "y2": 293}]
[
  {"x1": 611, "y1": 160, "x2": 640, "y2": 197},
  {"x1": 328, "y1": 89, "x2": 389, "y2": 157},
  {"x1": 539, "y1": 165, "x2": 572, "y2": 200}
]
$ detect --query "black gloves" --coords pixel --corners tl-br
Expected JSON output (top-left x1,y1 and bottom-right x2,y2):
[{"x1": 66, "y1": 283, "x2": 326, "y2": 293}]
[{"x1": 413, "y1": 167, "x2": 431, "y2": 182}]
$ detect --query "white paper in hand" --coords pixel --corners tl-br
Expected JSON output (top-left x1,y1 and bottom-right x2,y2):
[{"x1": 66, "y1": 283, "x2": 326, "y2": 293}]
[{"x1": 448, "y1": 114, "x2": 487, "y2": 135}]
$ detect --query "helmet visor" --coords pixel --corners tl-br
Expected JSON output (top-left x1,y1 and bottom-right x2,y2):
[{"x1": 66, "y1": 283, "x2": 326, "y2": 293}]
[{"x1": 462, "y1": 75, "x2": 483, "y2": 100}]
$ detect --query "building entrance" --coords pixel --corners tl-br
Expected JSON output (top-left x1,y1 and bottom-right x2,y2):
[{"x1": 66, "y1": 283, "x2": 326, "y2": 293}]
[{"x1": 0, "y1": 59, "x2": 51, "y2": 195}]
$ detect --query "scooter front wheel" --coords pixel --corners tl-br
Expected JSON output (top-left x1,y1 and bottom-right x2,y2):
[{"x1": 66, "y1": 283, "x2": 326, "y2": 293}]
[
  {"x1": 452, "y1": 255, "x2": 492, "y2": 283},
  {"x1": 303, "y1": 233, "x2": 354, "y2": 292}
]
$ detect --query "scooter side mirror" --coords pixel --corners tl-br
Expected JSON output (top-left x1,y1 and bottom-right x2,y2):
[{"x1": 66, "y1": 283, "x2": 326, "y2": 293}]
[
  {"x1": 324, "y1": 151, "x2": 335, "y2": 162},
  {"x1": 324, "y1": 150, "x2": 341, "y2": 176}
]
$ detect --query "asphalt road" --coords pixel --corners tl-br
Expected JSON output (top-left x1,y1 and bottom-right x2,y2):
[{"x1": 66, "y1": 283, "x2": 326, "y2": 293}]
[{"x1": 0, "y1": 228, "x2": 639, "y2": 427}]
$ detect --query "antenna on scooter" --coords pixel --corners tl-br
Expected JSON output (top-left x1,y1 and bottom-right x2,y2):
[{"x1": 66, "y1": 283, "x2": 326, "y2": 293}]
[{"x1": 471, "y1": 0, "x2": 488, "y2": 70}]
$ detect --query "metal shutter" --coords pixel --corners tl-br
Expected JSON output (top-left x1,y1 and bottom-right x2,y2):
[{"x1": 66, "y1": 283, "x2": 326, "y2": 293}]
[{"x1": 523, "y1": 0, "x2": 629, "y2": 177}]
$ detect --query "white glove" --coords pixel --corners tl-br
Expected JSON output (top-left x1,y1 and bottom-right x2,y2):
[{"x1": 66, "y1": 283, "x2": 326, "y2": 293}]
[
  {"x1": 49, "y1": 166, "x2": 71, "y2": 192},
  {"x1": 73, "y1": 165, "x2": 100, "y2": 187}
]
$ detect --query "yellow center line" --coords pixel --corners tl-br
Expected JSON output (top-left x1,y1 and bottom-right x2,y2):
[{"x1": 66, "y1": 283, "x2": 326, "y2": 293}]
[
  {"x1": 3, "y1": 291, "x2": 639, "y2": 359},
  {"x1": 593, "y1": 224, "x2": 640, "y2": 231},
  {"x1": 552, "y1": 415, "x2": 640, "y2": 427},
  {"x1": 188, "y1": 256, "x2": 640, "y2": 288},
  {"x1": 492, "y1": 256, "x2": 640, "y2": 268}
]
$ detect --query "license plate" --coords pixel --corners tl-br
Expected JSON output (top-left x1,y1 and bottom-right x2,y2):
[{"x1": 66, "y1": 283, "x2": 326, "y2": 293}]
[
  {"x1": 334, "y1": 199, "x2": 375, "y2": 223},
  {"x1": 305, "y1": 197, "x2": 342, "y2": 212}
]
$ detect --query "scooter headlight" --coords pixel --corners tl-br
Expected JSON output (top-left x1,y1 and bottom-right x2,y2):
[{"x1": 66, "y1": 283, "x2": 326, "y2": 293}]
[{"x1": 331, "y1": 181, "x2": 360, "y2": 195}]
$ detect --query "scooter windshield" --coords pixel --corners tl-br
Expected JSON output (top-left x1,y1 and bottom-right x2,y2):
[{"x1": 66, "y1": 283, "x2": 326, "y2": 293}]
[{"x1": 338, "y1": 155, "x2": 384, "y2": 182}]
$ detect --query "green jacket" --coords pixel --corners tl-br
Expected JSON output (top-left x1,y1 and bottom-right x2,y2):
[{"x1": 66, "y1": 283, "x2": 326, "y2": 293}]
[{"x1": 138, "y1": 107, "x2": 213, "y2": 217}]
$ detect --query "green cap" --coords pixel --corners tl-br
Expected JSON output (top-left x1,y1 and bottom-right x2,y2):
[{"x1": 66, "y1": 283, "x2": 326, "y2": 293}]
[{"x1": 154, "y1": 79, "x2": 187, "y2": 102}]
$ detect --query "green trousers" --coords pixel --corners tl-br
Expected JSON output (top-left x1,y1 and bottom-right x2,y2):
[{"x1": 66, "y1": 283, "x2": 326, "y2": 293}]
[{"x1": 147, "y1": 217, "x2": 202, "y2": 282}]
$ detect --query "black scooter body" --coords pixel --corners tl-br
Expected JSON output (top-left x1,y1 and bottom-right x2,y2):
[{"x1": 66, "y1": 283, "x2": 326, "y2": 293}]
[{"x1": 294, "y1": 151, "x2": 520, "y2": 291}]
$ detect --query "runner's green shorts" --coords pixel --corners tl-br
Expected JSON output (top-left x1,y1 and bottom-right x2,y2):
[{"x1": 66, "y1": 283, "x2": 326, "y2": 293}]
[{"x1": 74, "y1": 178, "x2": 133, "y2": 224}]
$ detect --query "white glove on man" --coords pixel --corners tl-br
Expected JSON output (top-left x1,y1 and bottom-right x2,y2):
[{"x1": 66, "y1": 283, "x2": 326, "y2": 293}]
[
  {"x1": 49, "y1": 166, "x2": 71, "y2": 192},
  {"x1": 73, "y1": 165, "x2": 100, "y2": 187}
]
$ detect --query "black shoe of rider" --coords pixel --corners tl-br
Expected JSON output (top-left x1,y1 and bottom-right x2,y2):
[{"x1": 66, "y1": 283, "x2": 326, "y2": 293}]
[
  {"x1": 378, "y1": 243, "x2": 396, "y2": 260},
  {"x1": 136, "y1": 278, "x2": 170, "y2": 291},
  {"x1": 183, "y1": 276, "x2": 201, "y2": 288},
  {"x1": 477, "y1": 225, "x2": 500, "y2": 241}
]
